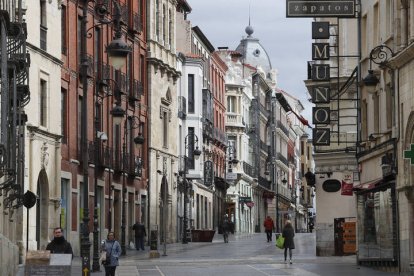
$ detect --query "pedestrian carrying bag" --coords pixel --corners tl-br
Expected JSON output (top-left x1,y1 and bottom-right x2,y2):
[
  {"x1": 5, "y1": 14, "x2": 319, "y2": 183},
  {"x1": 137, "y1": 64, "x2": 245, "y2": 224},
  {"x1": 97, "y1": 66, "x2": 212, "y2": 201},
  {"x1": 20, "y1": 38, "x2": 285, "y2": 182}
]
[{"x1": 276, "y1": 235, "x2": 285, "y2": 249}]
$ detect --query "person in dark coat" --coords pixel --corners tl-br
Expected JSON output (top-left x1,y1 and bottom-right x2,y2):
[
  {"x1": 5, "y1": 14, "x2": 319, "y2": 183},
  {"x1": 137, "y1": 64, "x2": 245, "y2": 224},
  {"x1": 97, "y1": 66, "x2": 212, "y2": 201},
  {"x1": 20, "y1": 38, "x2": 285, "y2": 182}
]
[
  {"x1": 132, "y1": 221, "x2": 146, "y2": 250},
  {"x1": 101, "y1": 232, "x2": 121, "y2": 276},
  {"x1": 282, "y1": 220, "x2": 295, "y2": 264},
  {"x1": 46, "y1": 227, "x2": 73, "y2": 257}
]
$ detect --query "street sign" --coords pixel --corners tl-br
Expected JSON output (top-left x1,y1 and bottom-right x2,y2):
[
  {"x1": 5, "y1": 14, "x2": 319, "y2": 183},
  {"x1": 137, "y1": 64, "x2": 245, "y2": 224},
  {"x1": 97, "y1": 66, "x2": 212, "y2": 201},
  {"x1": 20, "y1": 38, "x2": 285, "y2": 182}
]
[
  {"x1": 226, "y1": 172, "x2": 237, "y2": 180},
  {"x1": 239, "y1": 197, "x2": 252, "y2": 203},
  {"x1": 286, "y1": 0, "x2": 356, "y2": 18},
  {"x1": 404, "y1": 144, "x2": 414, "y2": 165}
]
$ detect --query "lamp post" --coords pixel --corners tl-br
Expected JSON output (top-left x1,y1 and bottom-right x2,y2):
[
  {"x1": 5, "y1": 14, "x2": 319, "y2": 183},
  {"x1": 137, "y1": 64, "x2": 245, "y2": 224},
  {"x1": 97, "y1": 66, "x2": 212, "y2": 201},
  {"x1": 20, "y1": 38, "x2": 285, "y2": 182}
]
[
  {"x1": 276, "y1": 174, "x2": 287, "y2": 233},
  {"x1": 226, "y1": 142, "x2": 238, "y2": 233},
  {"x1": 111, "y1": 111, "x2": 143, "y2": 255},
  {"x1": 182, "y1": 133, "x2": 201, "y2": 244},
  {"x1": 80, "y1": 0, "x2": 130, "y2": 272}
]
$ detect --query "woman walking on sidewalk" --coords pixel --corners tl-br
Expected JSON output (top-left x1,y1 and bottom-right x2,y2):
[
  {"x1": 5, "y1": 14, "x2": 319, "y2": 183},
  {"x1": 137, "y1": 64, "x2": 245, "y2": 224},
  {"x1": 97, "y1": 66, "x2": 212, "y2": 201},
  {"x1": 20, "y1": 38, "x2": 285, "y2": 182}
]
[
  {"x1": 102, "y1": 232, "x2": 121, "y2": 276},
  {"x1": 282, "y1": 220, "x2": 295, "y2": 264}
]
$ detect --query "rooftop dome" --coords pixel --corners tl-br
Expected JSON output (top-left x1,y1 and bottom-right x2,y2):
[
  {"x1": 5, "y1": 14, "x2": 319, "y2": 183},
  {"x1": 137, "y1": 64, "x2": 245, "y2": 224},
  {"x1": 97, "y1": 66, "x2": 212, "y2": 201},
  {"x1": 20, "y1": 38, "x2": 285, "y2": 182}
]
[{"x1": 235, "y1": 25, "x2": 272, "y2": 73}]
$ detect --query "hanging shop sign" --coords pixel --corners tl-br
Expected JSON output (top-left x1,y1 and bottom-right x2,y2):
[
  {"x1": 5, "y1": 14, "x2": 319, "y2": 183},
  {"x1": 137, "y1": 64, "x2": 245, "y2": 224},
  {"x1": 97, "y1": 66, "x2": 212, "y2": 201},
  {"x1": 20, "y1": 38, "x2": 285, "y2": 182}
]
[
  {"x1": 313, "y1": 107, "x2": 331, "y2": 124},
  {"x1": 312, "y1": 22, "x2": 330, "y2": 39},
  {"x1": 312, "y1": 86, "x2": 331, "y2": 103},
  {"x1": 204, "y1": 160, "x2": 214, "y2": 186},
  {"x1": 313, "y1": 128, "x2": 330, "y2": 145},
  {"x1": 322, "y1": 179, "x2": 341, "y2": 192},
  {"x1": 286, "y1": 0, "x2": 356, "y2": 18},
  {"x1": 341, "y1": 181, "x2": 353, "y2": 196},
  {"x1": 312, "y1": 43, "x2": 330, "y2": 60}
]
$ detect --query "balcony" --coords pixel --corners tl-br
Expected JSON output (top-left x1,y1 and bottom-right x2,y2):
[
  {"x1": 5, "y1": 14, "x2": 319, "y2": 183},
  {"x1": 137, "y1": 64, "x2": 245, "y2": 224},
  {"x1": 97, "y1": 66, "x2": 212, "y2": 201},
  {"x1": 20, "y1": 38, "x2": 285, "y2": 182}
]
[
  {"x1": 213, "y1": 127, "x2": 227, "y2": 146},
  {"x1": 178, "y1": 96, "x2": 187, "y2": 119},
  {"x1": 242, "y1": 161, "x2": 255, "y2": 178},
  {"x1": 95, "y1": 61, "x2": 111, "y2": 88},
  {"x1": 275, "y1": 152, "x2": 288, "y2": 167},
  {"x1": 276, "y1": 120, "x2": 289, "y2": 136},
  {"x1": 203, "y1": 122, "x2": 213, "y2": 140},
  {"x1": 258, "y1": 176, "x2": 271, "y2": 190},
  {"x1": 129, "y1": 79, "x2": 143, "y2": 102},
  {"x1": 226, "y1": 113, "x2": 245, "y2": 127},
  {"x1": 114, "y1": 70, "x2": 128, "y2": 95},
  {"x1": 124, "y1": 153, "x2": 143, "y2": 177}
]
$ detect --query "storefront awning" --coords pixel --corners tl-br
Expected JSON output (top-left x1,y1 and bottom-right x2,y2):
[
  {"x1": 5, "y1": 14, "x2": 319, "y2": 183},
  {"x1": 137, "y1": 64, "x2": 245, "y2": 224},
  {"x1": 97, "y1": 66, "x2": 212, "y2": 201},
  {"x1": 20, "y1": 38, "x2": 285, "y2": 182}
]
[
  {"x1": 352, "y1": 179, "x2": 382, "y2": 192},
  {"x1": 353, "y1": 179, "x2": 395, "y2": 194}
]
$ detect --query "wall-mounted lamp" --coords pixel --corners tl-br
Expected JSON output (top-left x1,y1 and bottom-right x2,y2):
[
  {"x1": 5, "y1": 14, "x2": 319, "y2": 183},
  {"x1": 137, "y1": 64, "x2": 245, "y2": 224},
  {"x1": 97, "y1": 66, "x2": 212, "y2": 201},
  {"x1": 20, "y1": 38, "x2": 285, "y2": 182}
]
[
  {"x1": 97, "y1": 131, "x2": 108, "y2": 141},
  {"x1": 362, "y1": 70, "x2": 379, "y2": 94}
]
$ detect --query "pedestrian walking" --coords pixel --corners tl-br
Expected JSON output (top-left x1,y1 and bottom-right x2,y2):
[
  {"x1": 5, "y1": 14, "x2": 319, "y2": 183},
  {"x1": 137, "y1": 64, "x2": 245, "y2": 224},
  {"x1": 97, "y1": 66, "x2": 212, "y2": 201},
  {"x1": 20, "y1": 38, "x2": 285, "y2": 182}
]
[
  {"x1": 46, "y1": 227, "x2": 73, "y2": 257},
  {"x1": 132, "y1": 220, "x2": 146, "y2": 250},
  {"x1": 263, "y1": 216, "x2": 275, "y2": 242},
  {"x1": 282, "y1": 220, "x2": 295, "y2": 264},
  {"x1": 101, "y1": 231, "x2": 121, "y2": 276},
  {"x1": 222, "y1": 216, "x2": 230, "y2": 243}
]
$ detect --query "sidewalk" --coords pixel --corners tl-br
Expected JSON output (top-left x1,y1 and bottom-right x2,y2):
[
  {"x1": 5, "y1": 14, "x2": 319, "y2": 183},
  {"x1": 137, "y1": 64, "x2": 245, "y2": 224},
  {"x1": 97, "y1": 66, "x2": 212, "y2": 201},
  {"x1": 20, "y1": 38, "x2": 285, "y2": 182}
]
[{"x1": 17, "y1": 232, "x2": 252, "y2": 275}]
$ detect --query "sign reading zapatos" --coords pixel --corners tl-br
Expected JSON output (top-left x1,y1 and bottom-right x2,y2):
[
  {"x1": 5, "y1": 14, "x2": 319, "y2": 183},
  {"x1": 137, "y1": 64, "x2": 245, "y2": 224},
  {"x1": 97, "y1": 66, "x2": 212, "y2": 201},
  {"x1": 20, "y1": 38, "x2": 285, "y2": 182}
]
[{"x1": 286, "y1": 0, "x2": 356, "y2": 18}]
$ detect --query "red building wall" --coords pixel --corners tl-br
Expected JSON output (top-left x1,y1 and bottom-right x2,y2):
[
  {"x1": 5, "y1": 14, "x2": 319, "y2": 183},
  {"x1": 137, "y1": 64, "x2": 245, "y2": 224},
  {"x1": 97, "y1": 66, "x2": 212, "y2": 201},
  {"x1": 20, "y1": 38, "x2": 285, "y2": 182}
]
[{"x1": 61, "y1": 0, "x2": 147, "y2": 242}]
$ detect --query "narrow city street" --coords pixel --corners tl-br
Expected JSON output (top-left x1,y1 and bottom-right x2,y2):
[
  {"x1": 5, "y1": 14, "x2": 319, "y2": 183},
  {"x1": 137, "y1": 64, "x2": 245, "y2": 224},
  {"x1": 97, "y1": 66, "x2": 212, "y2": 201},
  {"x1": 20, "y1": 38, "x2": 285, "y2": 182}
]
[{"x1": 63, "y1": 233, "x2": 398, "y2": 276}]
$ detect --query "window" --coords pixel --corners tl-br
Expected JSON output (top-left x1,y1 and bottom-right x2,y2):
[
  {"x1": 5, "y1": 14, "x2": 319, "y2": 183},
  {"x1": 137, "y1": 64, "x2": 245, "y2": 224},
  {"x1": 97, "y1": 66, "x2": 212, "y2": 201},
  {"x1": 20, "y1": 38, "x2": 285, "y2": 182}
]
[
  {"x1": 162, "y1": 5, "x2": 166, "y2": 43},
  {"x1": 40, "y1": 0, "x2": 47, "y2": 50},
  {"x1": 78, "y1": 96, "x2": 82, "y2": 151},
  {"x1": 227, "y1": 96, "x2": 236, "y2": 113},
  {"x1": 373, "y1": 92, "x2": 380, "y2": 133},
  {"x1": 163, "y1": 111, "x2": 168, "y2": 148},
  {"x1": 40, "y1": 79, "x2": 48, "y2": 126},
  {"x1": 77, "y1": 16, "x2": 82, "y2": 69},
  {"x1": 188, "y1": 127, "x2": 195, "y2": 169},
  {"x1": 61, "y1": 178, "x2": 70, "y2": 235},
  {"x1": 61, "y1": 5, "x2": 67, "y2": 54},
  {"x1": 385, "y1": 84, "x2": 392, "y2": 129},
  {"x1": 94, "y1": 27, "x2": 102, "y2": 77},
  {"x1": 188, "y1": 74, "x2": 195, "y2": 113},
  {"x1": 61, "y1": 88, "x2": 67, "y2": 143},
  {"x1": 373, "y1": 3, "x2": 379, "y2": 45},
  {"x1": 155, "y1": 0, "x2": 160, "y2": 39},
  {"x1": 168, "y1": 9, "x2": 172, "y2": 46}
]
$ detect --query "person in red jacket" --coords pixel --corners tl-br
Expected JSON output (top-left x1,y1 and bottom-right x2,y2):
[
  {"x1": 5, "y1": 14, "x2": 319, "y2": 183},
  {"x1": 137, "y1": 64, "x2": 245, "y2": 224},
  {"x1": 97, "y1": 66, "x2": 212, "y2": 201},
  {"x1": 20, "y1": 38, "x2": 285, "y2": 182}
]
[{"x1": 263, "y1": 216, "x2": 275, "y2": 242}]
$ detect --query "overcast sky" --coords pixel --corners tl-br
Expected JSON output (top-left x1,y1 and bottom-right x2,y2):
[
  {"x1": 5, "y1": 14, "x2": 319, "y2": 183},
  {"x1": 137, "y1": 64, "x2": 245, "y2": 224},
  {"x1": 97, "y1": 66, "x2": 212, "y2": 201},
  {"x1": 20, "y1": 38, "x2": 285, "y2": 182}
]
[{"x1": 188, "y1": 0, "x2": 313, "y2": 123}]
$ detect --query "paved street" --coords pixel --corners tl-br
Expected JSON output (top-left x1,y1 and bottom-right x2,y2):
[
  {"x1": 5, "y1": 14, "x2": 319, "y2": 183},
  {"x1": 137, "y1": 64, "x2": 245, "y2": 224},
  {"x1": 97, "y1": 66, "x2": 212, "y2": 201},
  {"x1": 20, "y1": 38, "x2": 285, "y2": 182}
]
[{"x1": 19, "y1": 233, "x2": 399, "y2": 275}]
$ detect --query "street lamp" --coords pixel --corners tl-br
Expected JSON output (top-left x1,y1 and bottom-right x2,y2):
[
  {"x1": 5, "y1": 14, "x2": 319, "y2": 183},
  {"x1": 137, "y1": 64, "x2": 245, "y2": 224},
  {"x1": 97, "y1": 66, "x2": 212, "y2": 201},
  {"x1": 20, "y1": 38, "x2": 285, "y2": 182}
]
[
  {"x1": 182, "y1": 133, "x2": 201, "y2": 244},
  {"x1": 80, "y1": 0, "x2": 130, "y2": 273},
  {"x1": 276, "y1": 174, "x2": 287, "y2": 233},
  {"x1": 113, "y1": 114, "x2": 143, "y2": 255},
  {"x1": 363, "y1": 44, "x2": 394, "y2": 93}
]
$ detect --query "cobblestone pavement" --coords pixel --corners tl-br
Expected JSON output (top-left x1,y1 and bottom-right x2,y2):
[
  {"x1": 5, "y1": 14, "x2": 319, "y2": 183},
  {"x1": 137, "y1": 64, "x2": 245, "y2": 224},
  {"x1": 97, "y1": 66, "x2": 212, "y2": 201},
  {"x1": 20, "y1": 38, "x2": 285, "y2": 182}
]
[{"x1": 18, "y1": 233, "x2": 399, "y2": 275}]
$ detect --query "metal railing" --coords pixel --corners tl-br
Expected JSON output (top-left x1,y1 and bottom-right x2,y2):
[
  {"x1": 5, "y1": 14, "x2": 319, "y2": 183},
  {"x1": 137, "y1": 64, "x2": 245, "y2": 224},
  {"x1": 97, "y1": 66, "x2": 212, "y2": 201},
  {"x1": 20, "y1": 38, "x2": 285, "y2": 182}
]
[{"x1": 242, "y1": 161, "x2": 255, "y2": 178}]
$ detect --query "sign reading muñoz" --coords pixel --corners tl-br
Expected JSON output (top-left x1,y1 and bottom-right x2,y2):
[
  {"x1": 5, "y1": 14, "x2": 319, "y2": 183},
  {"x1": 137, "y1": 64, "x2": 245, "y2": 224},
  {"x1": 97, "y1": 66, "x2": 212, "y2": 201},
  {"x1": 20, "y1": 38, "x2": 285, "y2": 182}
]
[{"x1": 286, "y1": 0, "x2": 356, "y2": 18}]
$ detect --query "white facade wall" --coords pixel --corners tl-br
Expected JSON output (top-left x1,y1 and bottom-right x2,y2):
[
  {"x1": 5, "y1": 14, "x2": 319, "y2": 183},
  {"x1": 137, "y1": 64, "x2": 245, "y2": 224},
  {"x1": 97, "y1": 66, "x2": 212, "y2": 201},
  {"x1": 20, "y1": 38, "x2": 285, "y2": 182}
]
[
  {"x1": 147, "y1": 0, "x2": 180, "y2": 243},
  {"x1": 23, "y1": 0, "x2": 62, "y2": 255}
]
